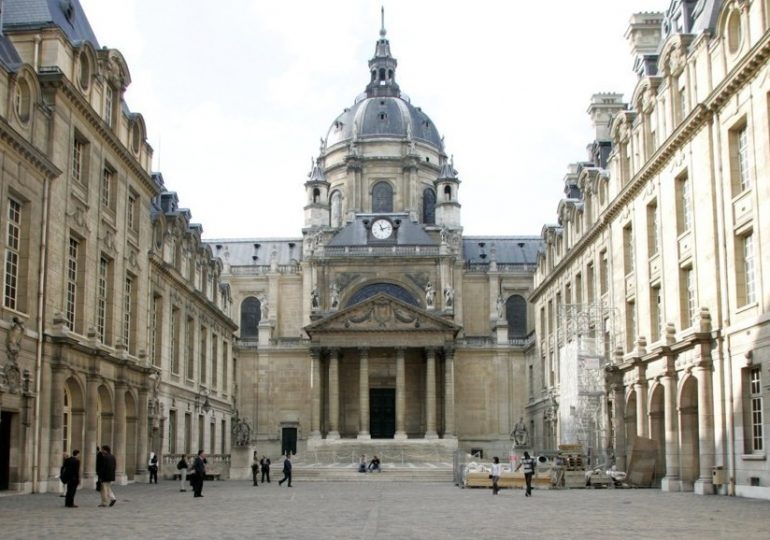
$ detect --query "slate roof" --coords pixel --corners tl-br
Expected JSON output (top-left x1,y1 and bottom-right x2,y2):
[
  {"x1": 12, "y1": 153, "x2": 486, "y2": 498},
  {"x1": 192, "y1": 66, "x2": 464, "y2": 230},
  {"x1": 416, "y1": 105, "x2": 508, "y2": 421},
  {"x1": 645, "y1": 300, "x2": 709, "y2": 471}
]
[
  {"x1": 206, "y1": 238, "x2": 304, "y2": 267},
  {"x1": 327, "y1": 214, "x2": 435, "y2": 247},
  {"x1": 3, "y1": 0, "x2": 99, "y2": 47},
  {"x1": 0, "y1": 35, "x2": 22, "y2": 72},
  {"x1": 462, "y1": 236, "x2": 542, "y2": 265}
]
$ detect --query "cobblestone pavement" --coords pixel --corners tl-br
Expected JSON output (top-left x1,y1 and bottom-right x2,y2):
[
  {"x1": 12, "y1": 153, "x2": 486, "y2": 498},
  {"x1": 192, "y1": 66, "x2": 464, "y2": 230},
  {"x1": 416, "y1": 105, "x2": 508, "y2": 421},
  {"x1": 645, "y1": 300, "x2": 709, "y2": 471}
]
[{"x1": 1, "y1": 480, "x2": 769, "y2": 539}]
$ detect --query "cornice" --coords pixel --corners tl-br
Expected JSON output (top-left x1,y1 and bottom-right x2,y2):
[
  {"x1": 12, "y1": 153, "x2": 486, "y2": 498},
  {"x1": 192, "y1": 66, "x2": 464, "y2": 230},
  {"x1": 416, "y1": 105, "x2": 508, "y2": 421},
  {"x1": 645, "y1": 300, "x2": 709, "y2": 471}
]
[{"x1": 0, "y1": 118, "x2": 60, "y2": 180}]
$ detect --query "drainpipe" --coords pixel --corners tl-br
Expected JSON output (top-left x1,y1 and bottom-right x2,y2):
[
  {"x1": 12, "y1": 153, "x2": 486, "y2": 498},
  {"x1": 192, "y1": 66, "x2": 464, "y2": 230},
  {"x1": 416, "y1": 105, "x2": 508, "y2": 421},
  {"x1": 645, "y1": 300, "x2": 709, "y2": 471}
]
[{"x1": 33, "y1": 35, "x2": 41, "y2": 72}]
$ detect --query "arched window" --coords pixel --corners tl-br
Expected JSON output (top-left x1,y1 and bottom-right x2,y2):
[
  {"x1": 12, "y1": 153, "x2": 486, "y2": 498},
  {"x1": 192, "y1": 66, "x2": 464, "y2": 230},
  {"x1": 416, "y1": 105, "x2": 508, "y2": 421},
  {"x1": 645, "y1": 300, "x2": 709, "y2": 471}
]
[
  {"x1": 372, "y1": 182, "x2": 393, "y2": 213},
  {"x1": 346, "y1": 283, "x2": 419, "y2": 307},
  {"x1": 330, "y1": 191, "x2": 342, "y2": 228},
  {"x1": 240, "y1": 297, "x2": 261, "y2": 338},
  {"x1": 444, "y1": 185, "x2": 452, "y2": 201},
  {"x1": 506, "y1": 295, "x2": 527, "y2": 338},
  {"x1": 422, "y1": 188, "x2": 436, "y2": 224},
  {"x1": 63, "y1": 387, "x2": 72, "y2": 454},
  {"x1": 312, "y1": 188, "x2": 320, "y2": 204}
]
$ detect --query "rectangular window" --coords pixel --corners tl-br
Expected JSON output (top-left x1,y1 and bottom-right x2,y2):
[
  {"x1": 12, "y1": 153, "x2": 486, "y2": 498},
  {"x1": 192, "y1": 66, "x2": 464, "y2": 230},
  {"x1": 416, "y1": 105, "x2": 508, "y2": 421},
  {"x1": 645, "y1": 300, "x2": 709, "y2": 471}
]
[
  {"x1": 221, "y1": 419, "x2": 226, "y2": 454},
  {"x1": 66, "y1": 237, "x2": 80, "y2": 331},
  {"x1": 222, "y1": 340, "x2": 229, "y2": 392},
  {"x1": 97, "y1": 256, "x2": 113, "y2": 344},
  {"x1": 198, "y1": 415, "x2": 204, "y2": 454},
  {"x1": 742, "y1": 233, "x2": 756, "y2": 305},
  {"x1": 186, "y1": 316, "x2": 195, "y2": 380},
  {"x1": 587, "y1": 263, "x2": 595, "y2": 302},
  {"x1": 680, "y1": 267, "x2": 697, "y2": 329},
  {"x1": 151, "y1": 295, "x2": 163, "y2": 367},
  {"x1": 72, "y1": 139, "x2": 85, "y2": 183},
  {"x1": 677, "y1": 77, "x2": 687, "y2": 122},
  {"x1": 647, "y1": 201, "x2": 659, "y2": 257},
  {"x1": 184, "y1": 413, "x2": 192, "y2": 455},
  {"x1": 575, "y1": 273, "x2": 583, "y2": 305},
  {"x1": 200, "y1": 326, "x2": 207, "y2": 384},
  {"x1": 127, "y1": 191, "x2": 139, "y2": 233},
  {"x1": 677, "y1": 174, "x2": 692, "y2": 235},
  {"x1": 168, "y1": 410, "x2": 177, "y2": 454},
  {"x1": 171, "y1": 307, "x2": 180, "y2": 374},
  {"x1": 623, "y1": 223, "x2": 634, "y2": 275},
  {"x1": 650, "y1": 285, "x2": 662, "y2": 343},
  {"x1": 4, "y1": 199, "x2": 22, "y2": 310},
  {"x1": 750, "y1": 367, "x2": 764, "y2": 452},
  {"x1": 122, "y1": 274, "x2": 133, "y2": 351},
  {"x1": 736, "y1": 126, "x2": 750, "y2": 193},
  {"x1": 626, "y1": 300, "x2": 636, "y2": 351},
  {"x1": 210, "y1": 421, "x2": 215, "y2": 455},
  {"x1": 101, "y1": 166, "x2": 114, "y2": 209},
  {"x1": 528, "y1": 365, "x2": 533, "y2": 398},
  {"x1": 599, "y1": 251, "x2": 609, "y2": 296},
  {"x1": 212, "y1": 334, "x2": 218, "y2": 389},
  {"x1": 104, "y1": 86, "x2": 114, "y2": 127}
]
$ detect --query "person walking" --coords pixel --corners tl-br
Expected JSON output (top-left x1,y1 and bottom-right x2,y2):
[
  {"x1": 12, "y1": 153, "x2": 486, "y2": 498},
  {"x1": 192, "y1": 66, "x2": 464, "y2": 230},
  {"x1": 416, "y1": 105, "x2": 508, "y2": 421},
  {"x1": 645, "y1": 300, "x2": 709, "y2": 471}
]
[
  {"x1": 192, "y1": 450, "x2": 206, "y2": 497},
  {"x1": 97, "y1": 445, "x2": 117, "y2": 507},
  {"x1": 251, "y1": 451, "x2": 260, "y2": 486},
  {"x1": 177, "y1": 454, "x2": 189, "y2": 492},
  {"x1": 260, "y1": 455, "x2": 271, "y2": 484},
  {"x1": 278, "y1": 454, "x2": 292, "y2": 487},
  {"x1": 148, "y1": 452, "x2": 159, "y2": 484},
  {"x1": 515, "y1": 451, "x2": 536, "y2": 497},
  {"x1": 490, "y1": 456, "x2": 502, "y2": 495},
  {"x1": 61, "y1": 449, "x2": 81, "y2": 508}
]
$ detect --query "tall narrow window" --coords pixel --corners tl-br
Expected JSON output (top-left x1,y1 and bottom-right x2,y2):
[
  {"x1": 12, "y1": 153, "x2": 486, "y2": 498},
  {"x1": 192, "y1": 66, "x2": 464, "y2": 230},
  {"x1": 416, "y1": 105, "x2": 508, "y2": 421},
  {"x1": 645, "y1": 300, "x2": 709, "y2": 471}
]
[
  {"x1": 738, "y1": 233, "x2": 756, "y2": 306},
  {"x1": 749, "y1": 367, "x2": 764, "y2": 452},
  {"x1": 97, "y1": 257, "x2": 112, "y2": 344},
  {"x1": 586, "y1": 263, "x2": 595, "y2": 303},
  {"x1": 736, "y1": 126, "x2": 750, "y2": 193},
  {"x1": 101, "y1": 167, "x2": 113, "y2": 208},
  {"x1": 677, "y1": 174, "x2": 692, "y2": 234},
  {"x1": 222, "y1": 340, "x2": 229, "y2": 392},
  {"x1": 186, "y1": 317, "x2": 195, "y2": 380},
  {"x1": 200, "y1": 326, "x2": 207, "y2": 384},
  {"x1": 330, "y1": 190, "x2": 342, "y2": 228},
  {"x1": 63, "y1": 387, "x2": 72, "y2": 455},
  {"x1": 212, "y1": 335, "x2": 218, "y2": 389},
  {"x1": 122, "y1": 274, "x2": 133, "y2": 351},
  {"x1": 66, "y1": 237, "x2": 80, "y2": 331},
  {"x1": 623, "y1": 223, "x2": 634, "y2": 275},
  {"x1": 599, "y1": 252, "x2": 609, "y2": 296},
  {"x1": 626, "y1": 300, "x2": 636, "y2": 351},
  {"x1": 650, "y1": 285, "x2": 662, "y2": 342},
  {"x1": 574, "y1": 273, "x2": 583, "y2": 305},
  {"x1": 506, "y1": 295, "x2": 527, "y2": 338},
  {"x1": 681, "y1": 267, "x2": 697, "y2": 328},
  {"x1": 4, "y1": 199, "x2": 22, "y2": 310},
  {"x1": 647, "y1": 201, "x2": 659, "y2": 257},
  {"x1": 168, "y1": 410, "x2": 177, "y2": 454},
  {"x1": 151, "y1": 295, "x2": 162, "y2": 367},
  {"x1": 127, "y1": 191, "x2": 139, "y2": 233},
  {"x1": 240, "y1": 297, "x2": 261, "y2": 338},
  {"x1": 104, "y1": 85, "x2": 114, "y2": 127},
  {"x1": 72, "y1": 139, "x2": 85, "y2": 183},
  {"x1": 170, "y1": 307, "x2": 180, "y2": 374},
  {"x1": 372, "y1": 181, "x2": 393, "y2": 213},
  {"x1": 422, "y1": 188, "x2": 436, "y2": 224},
  {"x1": 210, "y1": 422, "x2": 216, "y2": 455}
]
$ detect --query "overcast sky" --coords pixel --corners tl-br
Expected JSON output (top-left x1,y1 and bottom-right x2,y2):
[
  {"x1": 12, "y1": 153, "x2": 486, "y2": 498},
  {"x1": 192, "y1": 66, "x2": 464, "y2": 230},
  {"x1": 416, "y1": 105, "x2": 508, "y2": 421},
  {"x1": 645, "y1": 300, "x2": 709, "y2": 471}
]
[{"x1": 79, "y1": 0, "x2": 666, "y2": 239}]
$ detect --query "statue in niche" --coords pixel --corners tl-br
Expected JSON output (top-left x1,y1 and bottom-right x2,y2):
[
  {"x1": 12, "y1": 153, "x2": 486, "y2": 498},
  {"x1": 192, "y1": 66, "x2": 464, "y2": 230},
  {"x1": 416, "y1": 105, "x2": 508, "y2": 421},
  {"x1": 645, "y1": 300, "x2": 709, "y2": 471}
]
[
  {"x1": 258, "y1": 294, "x2": 269, "y2": 320},
  {"x1": 311, "y1": 288, "x2": 320, "y2": 310},
  {"x1": 425, "y1": 281, "x2": 435, "y2": 309},
  {"x1": 6, "y1": 317, "x2": 24, "y2": 364},
  {"x1": 496, "y1": 295, "x2": 505, "y2": 320},
  {"x1": 231, "y1": 414, "x2": 252, "y2": 447},
  {"x1": 330, "y1": 282, "x2": 340, "y2": 309},
  {"x1": 511, "y1": 417, "x2": 529, "y2": 447},
  {"x1": 443, "y1": 287, "x2": 454, "y2": 308}
]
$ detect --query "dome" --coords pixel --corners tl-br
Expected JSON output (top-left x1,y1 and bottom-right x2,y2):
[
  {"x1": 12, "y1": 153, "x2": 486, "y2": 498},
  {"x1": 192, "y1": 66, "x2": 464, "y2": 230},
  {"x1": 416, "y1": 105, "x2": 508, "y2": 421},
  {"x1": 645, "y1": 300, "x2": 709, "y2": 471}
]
[{"x1": 325, "y1": 95, "x2": 442, "y2": 150}]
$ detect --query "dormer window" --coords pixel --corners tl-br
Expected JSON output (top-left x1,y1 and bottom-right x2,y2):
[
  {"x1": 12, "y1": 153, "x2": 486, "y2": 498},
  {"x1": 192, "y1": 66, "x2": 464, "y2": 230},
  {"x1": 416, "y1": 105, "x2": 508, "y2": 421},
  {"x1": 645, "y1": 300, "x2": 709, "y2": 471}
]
[
  {"x1": 379, "y1": 112, "x2": 387, "y2": 121},
  {"x1": 78, "y1": 51, "x2": 91, "y2": 91},
  {"x1": 13, "y1": 78, "x2": 31, "y2": 124}
]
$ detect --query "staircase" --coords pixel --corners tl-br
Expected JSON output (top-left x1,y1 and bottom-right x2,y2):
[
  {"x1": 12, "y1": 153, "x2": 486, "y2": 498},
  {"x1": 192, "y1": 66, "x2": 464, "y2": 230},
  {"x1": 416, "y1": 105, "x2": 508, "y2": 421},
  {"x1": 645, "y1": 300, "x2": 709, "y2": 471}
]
[{"x1": 291, "y1": 463, "x2": 453, "y2": 483}]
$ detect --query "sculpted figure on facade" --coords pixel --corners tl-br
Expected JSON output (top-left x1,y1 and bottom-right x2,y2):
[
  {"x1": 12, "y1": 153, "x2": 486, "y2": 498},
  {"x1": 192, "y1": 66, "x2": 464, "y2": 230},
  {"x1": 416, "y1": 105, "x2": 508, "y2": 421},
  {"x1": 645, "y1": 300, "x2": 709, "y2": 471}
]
[
  {"x1": 311, "y1": 288, "x2": 320, "y2": 310},
  {"x1": 443, "y1": 286, "x2": 454, "y2": 308},
  {"x1": 330, "y1": 282, "x2": 340, "y2": 309},
  {"x1": 496, "y1": 295, "x2": 505, "y2": 320},
  {"x1": 424, "y1": 281, "x2": 435, "y2": 309}
]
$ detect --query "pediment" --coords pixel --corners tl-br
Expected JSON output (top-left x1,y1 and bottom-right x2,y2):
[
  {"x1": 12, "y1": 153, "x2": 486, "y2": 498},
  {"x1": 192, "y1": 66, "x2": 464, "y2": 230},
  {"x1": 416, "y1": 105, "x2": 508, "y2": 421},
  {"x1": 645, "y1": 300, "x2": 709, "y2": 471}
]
[{"x1": 305, "y1": 293, "x2": 459, "y2": 340}]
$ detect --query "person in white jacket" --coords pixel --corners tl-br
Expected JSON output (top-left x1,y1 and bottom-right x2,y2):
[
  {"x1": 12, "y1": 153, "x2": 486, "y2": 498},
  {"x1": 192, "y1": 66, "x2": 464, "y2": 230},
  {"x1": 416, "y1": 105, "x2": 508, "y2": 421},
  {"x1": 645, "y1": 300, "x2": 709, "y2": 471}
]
[
  {"x1": 148, "y1": 452, "x2": 159, "y2": 484},
  {"x1": 490, "y1": 456, "x2": 502, "y2": 495}
]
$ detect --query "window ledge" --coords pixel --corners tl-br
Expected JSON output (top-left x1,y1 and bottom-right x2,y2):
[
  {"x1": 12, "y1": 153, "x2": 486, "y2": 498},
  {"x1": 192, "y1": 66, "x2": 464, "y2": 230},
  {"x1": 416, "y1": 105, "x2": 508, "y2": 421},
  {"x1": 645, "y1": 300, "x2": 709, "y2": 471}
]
[
  {"x1": 735, "y1": 302, "x2": 758, "y2": 316},
  {"x1": 741, "y1": 453, "x2": 766, "y2": 461}
]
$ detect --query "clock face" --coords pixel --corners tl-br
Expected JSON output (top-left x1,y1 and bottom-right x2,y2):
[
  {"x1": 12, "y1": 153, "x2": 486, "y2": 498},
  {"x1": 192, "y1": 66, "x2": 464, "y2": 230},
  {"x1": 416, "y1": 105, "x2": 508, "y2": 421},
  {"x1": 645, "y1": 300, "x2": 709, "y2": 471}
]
[{"x1": 371, "y1": 218, "x2": 393, "y2": 240}]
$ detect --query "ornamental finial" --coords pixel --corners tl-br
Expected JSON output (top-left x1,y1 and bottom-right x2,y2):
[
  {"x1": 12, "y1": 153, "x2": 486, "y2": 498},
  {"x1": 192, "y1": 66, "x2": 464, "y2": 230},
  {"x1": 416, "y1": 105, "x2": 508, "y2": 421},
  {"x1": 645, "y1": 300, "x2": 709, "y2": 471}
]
[{"x1": 380, "y1": 6, "x2": 386, "y2": 37}]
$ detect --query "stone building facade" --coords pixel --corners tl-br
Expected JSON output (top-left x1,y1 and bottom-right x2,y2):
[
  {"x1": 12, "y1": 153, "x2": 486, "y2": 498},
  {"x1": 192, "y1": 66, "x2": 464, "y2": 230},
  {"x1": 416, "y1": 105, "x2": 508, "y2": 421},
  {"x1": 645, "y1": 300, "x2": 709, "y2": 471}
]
[
  {"x1": 212, "y1": 19, "x2": 540, "y2": 468},
  {"x1": 0, "y1": 0, "x2": 235, "y2": 493},
  {"x1": 531, "y1": 0, "x2": 770, "y2": 498}
]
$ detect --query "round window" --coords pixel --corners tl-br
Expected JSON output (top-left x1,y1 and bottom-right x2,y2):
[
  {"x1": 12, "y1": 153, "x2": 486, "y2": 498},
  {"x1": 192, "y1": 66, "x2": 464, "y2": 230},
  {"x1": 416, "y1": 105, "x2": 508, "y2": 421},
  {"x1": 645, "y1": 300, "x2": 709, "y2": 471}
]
[
  {"x1": 14, "y1": 78, "x2": 31, "y2": 124},
  {"x1": 727, "y1": 9, "x2": 742, "y2": 55},
  {"x1": 78, "y1": 51, "x2": 91, "y2": 90},
  {"x1": 131, "y1": 123, "x2": 142, "y2": 153}
]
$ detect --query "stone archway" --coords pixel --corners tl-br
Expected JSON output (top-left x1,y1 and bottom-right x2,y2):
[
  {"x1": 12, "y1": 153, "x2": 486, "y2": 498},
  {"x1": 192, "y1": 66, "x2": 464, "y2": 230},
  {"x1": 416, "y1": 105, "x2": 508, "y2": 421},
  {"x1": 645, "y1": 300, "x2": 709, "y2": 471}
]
[
  {"x1": 64, "y1": 377, "x2": 85, "y2": 457},
  {"x1": 648, "y1": 384, "x2": 666, "y2": 487},
  {"x1": 97, "y1": 384, "x2": 114, "y2": 449},
  {"x1": 679, "y1": 376, "x2": 699, "y2": 491},
  {"x1": 625, "y1": 390, "x2": 638, "y2": 451}
]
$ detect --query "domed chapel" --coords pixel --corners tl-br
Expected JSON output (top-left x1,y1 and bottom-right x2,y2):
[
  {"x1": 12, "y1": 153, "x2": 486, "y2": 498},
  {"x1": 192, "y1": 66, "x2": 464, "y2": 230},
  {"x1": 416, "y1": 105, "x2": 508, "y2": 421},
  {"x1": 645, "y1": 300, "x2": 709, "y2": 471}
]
[{"x1": 213, "y1": 12, "x2": 540, "y2": 463}]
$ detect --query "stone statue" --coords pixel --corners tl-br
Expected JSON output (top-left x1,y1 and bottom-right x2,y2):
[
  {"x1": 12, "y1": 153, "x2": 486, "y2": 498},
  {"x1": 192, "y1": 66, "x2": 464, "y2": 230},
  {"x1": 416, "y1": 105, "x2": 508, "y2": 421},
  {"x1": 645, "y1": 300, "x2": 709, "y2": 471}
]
[
  {"x1": 6, "y1": 317, "x2": 24, "y2": 364},
  {"x1": 496, "y1": 295, "x2": 505, "y2": 320},
  {"x1": 425, "y1": 281, "x2": 435, "y2": 309},
  {"x1": 311, "y1": 288, "x2": 320, "y2": 310},
  {"x1": 258, "y1": 294, "x2": 269, "y2": 320},
  {"x1": 511, "y1": 416, "x2": 528, "y2": 447},
  {"x1": 231, "y1": 415, "x2": 252, "y2": 447},
  {"x1": 443, "y1": 286, "x2": 454, "y2": 308},
  {"x1": 330, "y1": 282, "x2": 340, "y2": 309}
]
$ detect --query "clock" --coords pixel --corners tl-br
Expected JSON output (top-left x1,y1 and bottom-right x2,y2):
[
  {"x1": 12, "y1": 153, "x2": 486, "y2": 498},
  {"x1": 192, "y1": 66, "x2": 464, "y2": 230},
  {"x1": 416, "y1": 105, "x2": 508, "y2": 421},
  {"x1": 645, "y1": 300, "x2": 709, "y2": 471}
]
[{"x1": 371, "y1": 218, "x2": 393, "y2": 240}]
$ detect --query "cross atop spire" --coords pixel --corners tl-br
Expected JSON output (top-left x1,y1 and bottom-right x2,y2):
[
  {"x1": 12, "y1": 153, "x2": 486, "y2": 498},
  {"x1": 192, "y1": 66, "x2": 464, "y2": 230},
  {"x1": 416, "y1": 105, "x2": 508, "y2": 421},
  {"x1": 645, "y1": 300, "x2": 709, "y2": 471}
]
[
  {"x1": 366, "y1": 6, "x2": 399, "y2": 98},
  {"x1": 380, "y1": 6, "x2": 386, "y2": 37}
]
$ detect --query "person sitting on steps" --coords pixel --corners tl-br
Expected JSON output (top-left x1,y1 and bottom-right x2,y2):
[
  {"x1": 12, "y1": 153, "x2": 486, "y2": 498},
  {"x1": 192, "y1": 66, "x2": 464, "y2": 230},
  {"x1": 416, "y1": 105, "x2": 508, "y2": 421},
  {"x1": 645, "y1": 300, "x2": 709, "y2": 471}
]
[{"x1": 368, "y1": 455, "x2": 381, "y2": 472}]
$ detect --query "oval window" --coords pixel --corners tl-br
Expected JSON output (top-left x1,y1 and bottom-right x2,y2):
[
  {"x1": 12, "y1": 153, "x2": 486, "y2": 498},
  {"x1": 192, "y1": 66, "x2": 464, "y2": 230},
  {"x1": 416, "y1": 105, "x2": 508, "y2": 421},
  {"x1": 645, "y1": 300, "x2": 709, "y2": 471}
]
[
  {"x1": 78, "y1": 51, "x2": 91, "y2": 90},
  {"x1": 14, "y1": 78, "x2": 31, "y2": 123},
  {"x1": 727, "y1": 9, "x2": 742, "y2": 55}
]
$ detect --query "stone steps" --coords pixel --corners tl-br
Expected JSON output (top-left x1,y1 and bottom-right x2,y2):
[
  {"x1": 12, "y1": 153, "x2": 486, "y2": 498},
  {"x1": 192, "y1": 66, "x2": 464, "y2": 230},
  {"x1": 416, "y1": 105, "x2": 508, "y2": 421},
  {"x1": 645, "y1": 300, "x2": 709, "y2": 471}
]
[{"x1": 290, "y1": 463, "x2": 454, "y2": 483}]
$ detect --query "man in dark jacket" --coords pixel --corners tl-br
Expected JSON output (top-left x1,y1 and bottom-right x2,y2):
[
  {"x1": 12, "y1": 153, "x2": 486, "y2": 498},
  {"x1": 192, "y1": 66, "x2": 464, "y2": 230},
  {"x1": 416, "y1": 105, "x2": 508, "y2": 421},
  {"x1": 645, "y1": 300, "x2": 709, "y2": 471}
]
[
  {"x1": 62, "y1": 449, "x2": 81, "y2": 508},
  {"x1": 192, "y1": 450, "x2": 206, "y2": 497},
  {"x1": 260, "y1": 455, "x2": 271, "y2": 484},
  {"x1": 96, "y1": 445, "x2": 117, "y2": 507},
  {"x1": 278, "y1": 454, "x2": 292, "y2": 487}
]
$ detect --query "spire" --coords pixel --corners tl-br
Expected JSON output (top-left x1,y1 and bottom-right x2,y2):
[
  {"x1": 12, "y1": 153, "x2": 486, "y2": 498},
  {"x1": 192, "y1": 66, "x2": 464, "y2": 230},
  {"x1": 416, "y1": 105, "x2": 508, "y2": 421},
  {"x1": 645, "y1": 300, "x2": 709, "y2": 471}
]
[{"x1": 366, "y1": 6, "x2": 400, "y2": 98}]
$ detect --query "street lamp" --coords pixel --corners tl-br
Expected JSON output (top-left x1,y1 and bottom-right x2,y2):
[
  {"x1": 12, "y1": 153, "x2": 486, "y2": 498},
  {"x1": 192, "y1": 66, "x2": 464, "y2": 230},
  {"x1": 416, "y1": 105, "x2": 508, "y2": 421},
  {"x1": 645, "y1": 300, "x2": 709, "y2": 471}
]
[{"x1": 195, "y1": 388, "x2": 211, "y2": 414}]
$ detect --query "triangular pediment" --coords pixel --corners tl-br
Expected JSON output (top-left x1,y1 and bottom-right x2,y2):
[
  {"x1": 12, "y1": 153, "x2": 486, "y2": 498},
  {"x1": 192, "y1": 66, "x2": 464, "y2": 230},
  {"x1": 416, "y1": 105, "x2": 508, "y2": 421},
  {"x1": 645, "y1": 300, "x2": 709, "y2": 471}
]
[{"x1": 305, "y1": 293, "x2": 459, "y2": 345}]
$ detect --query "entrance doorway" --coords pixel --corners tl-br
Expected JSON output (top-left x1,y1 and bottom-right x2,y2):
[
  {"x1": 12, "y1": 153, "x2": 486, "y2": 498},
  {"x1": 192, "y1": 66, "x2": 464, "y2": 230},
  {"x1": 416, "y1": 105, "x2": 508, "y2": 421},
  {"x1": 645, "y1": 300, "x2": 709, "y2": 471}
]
[
  {"x1": 0, "y1": 411, "x2": 11, "y2": 490},
  {"x1": 281, "y1": 427, "x2": 297, "y2": 456},
  {"x1": 370, "y1": 389, "x2": 395, "y2": 438}
]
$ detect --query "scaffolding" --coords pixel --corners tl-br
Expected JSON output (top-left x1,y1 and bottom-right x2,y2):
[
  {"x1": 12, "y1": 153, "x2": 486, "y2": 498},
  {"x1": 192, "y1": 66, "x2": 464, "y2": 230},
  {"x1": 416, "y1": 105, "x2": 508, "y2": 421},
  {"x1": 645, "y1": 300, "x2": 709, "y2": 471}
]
[{"x1": 557, "y1": 303, "x2": 621, "y2": 466}]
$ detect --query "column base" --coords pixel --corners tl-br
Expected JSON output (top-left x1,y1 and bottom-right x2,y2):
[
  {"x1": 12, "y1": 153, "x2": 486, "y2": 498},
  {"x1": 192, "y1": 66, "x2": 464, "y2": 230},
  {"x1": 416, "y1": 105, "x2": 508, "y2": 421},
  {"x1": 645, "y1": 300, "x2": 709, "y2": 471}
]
[
  {"x1": 442, "y1": 433, "x2": 457, "y2": 440},
  {"x1": 661, "y1": 476, "x2": 681, "y2": 492},
  {"x1": 357, "y1": 432, "x2": 371, "y2": 440},
  {"x1": 693, "y1": 477, "x2": 714, "y2": 495},
  {"x1": 309, "y1": 431, "x2": 322, "y2": 440},
  {"x1": 424, "y1": 431, "x2": 439, "y2": 440},
  {"x1": 326, "y1": 431, "x2": 340, "y2": 440},
  {"x1": 394, "y1": 431, "x2": 408, "y2": 440}
]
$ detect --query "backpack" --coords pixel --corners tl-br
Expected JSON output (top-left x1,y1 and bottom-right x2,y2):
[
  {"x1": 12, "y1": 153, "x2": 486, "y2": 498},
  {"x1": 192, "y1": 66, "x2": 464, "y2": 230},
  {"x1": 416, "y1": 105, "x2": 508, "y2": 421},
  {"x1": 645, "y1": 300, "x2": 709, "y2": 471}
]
[
  {"x1": 177, "y1": 458, "x2": 187, "y2": 470},
  {"x1": 60, "y1": 465, "x2": 70, "y2": 484}
]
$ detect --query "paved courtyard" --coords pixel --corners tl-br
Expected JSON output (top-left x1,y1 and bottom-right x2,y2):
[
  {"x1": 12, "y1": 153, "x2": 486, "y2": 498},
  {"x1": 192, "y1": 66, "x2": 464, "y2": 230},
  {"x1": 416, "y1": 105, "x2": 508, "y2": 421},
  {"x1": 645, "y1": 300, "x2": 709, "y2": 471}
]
[{"x1": 1, "y1": 480, "x2": 769, "y2": 539}]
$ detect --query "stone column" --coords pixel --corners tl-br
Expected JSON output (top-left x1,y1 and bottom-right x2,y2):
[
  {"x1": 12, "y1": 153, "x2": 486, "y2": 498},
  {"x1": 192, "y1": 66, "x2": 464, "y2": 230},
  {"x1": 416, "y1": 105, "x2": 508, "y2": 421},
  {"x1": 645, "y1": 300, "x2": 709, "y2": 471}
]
[
  {"x1": 48, "y1": 366, "x2": 65, "y2": 479},
  {"x1": 114, "y1": 383, "x2": 126, "y2": 482},
  {"x1": 394, "y1": 347, "x2": 407, "y2": 440},
  {"x1": 327, "y1": 349, "x2": 340, "y2": 440},
  {"x1": 635, "y1": 379, "x2": 648, "y2": 438},
  {"x1": 136, "y1": 388, "x2": 149, "y2": 478},
  {"x1": 661, "y1": 368, "x2": 681, "y2": 491},
  {"x1": 425, "y1": 348, "x2": 438, "y2": 439},
  {"x1": 443, "y1": 348, "x2": 456, "y2": 438},
  {"x1": 358, "y1": 348, "x2": 370, "y2": 440},
  {"x1": 310, "y1": 348, "x2": 322, "y2": 440},
  {"x1": 83, "y1": 376, "x2": 99, "y2": 480},
  {"x1": 611, "y1": 380, "x2": 627, "y2": 471},
  {"x1": 694, "y1": 362, "x2": 715, "y2": 494}
]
